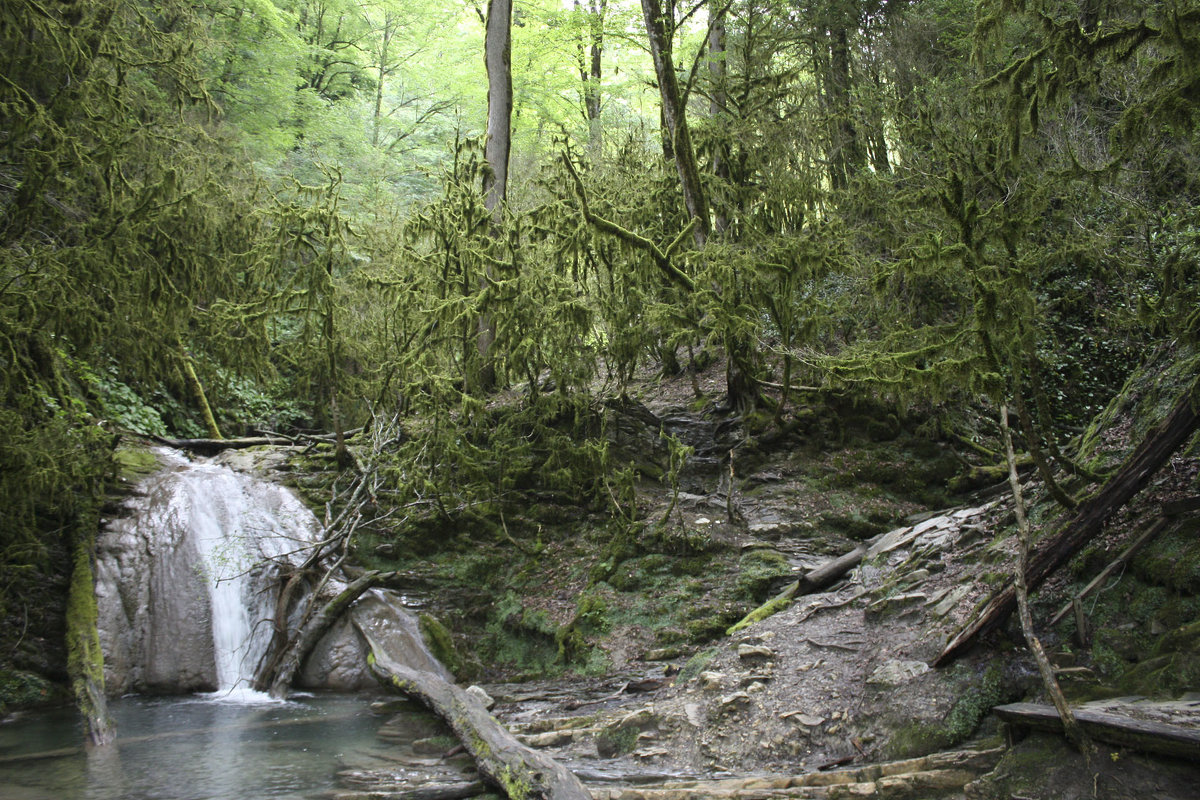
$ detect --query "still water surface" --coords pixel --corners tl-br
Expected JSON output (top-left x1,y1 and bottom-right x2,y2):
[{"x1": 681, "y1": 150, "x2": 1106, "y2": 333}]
[{"x1": 0, "y1": 694, "x2": 389, "y2": 800}]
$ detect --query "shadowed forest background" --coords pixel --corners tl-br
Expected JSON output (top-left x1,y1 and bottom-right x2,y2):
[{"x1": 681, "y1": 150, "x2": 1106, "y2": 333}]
[{"x1": 1, "y1": 0, "x2": 1198, "y2": 706}]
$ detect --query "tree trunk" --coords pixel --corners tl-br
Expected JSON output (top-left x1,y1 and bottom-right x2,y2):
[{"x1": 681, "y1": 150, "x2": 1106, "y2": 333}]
[
  {"x1": 483, "y1": 0, "x2": 512, "y2": 219},
  {"x1": 641, "y1": 0, "x2": 709, "y2": 248},
  {"x1": 708, "y1": 6, "x2": 729, "y2": 235},
  {"x1": 67, "y1": 535, "x2": 115, "y2": 746},
  {"x1": 1000, "y1": 404, "x2": 1085, "y2": 750},
  {"x1": 477, "y1": 0, "x2": 512, "y2": 392},
  {"x1": 576, "y1": 0, "x2": 606, "y2": 155},
  {"x1": 179, "y1": 342, "x2": 222, "y2": 440},
  {"x1": 362, "y1": 627, "x2": 592, "y2": 800},
  {"x1": 266, "y1": 571, "x2": 393, "y2": 698},
  {"x1": 935, "y1": 378, "x2": 1200, "y2": 666}
]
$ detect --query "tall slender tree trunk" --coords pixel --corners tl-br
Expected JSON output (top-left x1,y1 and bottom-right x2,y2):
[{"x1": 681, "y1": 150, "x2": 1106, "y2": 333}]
[
  {"x1": 708, "y1": 7, "x2": 729, "y2": 235},
  {"x1": 483, "y1": 0, "x2": 512, "y2": 218},
  {"x1": 576, "y1": 0, "x2": 606, "y2": 156},
  {"x1": 477, "y1": 0, "x2": 512, "y2": 392},
  {"x1": 371, "y1": 13, "x2": 395, "y2": 148},
  {"x1": 1001, "y1": 404, "x2": 1087, "y2": 751},
  {"x1": 640, "y1": 0, "x2": 762, "y2": 413},
  {"x1": 825, "y1": 25, "x2": 863, "y2": 190}
]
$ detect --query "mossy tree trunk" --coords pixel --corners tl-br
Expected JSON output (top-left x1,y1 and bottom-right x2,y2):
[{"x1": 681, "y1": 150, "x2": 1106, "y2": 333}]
[{"x1": 362, "y1": 626, "x2": 592, "y2": 800}]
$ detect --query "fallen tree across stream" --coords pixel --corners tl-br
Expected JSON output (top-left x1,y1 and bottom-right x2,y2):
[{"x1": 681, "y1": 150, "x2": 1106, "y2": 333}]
[{"x1": 359, "y1": 623, "x2": 593, "y2": 800}]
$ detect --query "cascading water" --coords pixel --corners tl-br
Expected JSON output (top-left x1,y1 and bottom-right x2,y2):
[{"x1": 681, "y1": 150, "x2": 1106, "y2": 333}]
[
  {"x1": 0, "y1": 447, "x2": 467, "y2": 800},
  {"x1": 95, "y1": 448, "x2": 321, "y2": 700}
]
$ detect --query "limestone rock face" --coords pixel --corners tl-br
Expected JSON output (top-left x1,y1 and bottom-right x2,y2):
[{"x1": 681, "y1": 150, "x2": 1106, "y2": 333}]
[
  {"x1": 295, "y1": 611, "x2": 374, "y2": 692},
  {"x1": 95, "y1": 448, "x2": 323, "y2": 695},
  {"x1": 96, "y1": 456, "x2": 219, "y2": 694}
]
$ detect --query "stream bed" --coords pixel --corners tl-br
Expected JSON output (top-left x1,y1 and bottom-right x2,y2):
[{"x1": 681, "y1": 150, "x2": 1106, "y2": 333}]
[{"x1": 0, "y1": 694, "x2": 431, "y2": 800}]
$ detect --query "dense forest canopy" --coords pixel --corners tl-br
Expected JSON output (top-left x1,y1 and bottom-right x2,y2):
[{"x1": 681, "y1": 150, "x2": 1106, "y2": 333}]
[{"x1": 1, "y1": 0, "x2": 1197, "y2": 639}]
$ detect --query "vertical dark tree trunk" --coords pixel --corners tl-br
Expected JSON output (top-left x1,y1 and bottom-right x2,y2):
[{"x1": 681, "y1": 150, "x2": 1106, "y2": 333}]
[
  {"x1": 825, "y1": 24, "x2": 863, "y2": 190},
  {"x1": 640, "y1": 0, "x2": 763, "y2": 412},
  {"x1": 641, "y1": 0, "x2": 710, "y2": 248},
  {"x1": 576, "y1": 0, "x2": 606, "y2": 155},
  {"x1": 865, "y1": 68, "x2": 891, "y2": 174}
]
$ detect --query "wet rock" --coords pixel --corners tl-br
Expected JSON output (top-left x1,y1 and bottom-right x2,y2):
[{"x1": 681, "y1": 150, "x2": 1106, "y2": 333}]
[
  {"x1": 865, "y1": 592, "x2": 928, "y2": 620},
  {"x1": 719, "y1": 691, "x2": 751, "y2": 707},
  {"x1": 930, "y1": 585, "x2": 971, "y2": 617},
  {"x1": 465, "y1": 684, "x2": 495, "y2": 709},
  {"x1": 596, "y1": 705, "x2": 662, "y2": 758},
  {"x1": 643, "y1": 647, "x2": 685, "y2": 661},
  {"x1": 737, "y1": 644, "x2": 775, "y2": 660},
  {"x1": 866, "y1": 659, "x2": 930, "y2": 686},
  {"x1": 522, "y1": 729, "x2": 576, "y2": 747}
]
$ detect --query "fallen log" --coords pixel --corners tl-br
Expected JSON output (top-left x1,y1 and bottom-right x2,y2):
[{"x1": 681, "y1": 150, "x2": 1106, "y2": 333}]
[
  {"x1": 993, "y1": 702, "x2": 1200, "y2": 761},
  {"x1": 331, "y1": 780, "x2": 487, "y2": 800},
  {"x1": 266, "y1": 570, "x2": 394, "y2": 698},
  {"x1": 154, "y1": 434, "x2": 297, "y2": 455},
  {"x1": 1046, "y1": 517, "x2": 1169, "y2": 627},
  {"x1": 935, "y1": 380, "x2": 1200, "y2": 667},
  {"x1": 360, "y1": 625, "x2": 592, "y2": 800},
  {"x1": 727, "y1": 544, "x2": 867, "y2": 634},
  {"x1": 798, "y1": 545, "x2": 867, "y2": 594},
  {"x1": 155, "y1": 428, "x2": 364, "y2": 456}
]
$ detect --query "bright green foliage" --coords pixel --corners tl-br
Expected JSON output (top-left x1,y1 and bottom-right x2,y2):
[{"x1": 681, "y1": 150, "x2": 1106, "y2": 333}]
[{"x1": 3, "y1": 0, "x2": 1200, "y2": 707}]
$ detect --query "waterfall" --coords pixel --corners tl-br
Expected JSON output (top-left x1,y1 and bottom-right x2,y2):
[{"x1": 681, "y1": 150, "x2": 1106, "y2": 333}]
[
  {"x1": 96, "y1": 449, "x2": 321, "y2": 700},
  {"x1": 96, "y1": 446, "x2": 454, "y2": 702}
]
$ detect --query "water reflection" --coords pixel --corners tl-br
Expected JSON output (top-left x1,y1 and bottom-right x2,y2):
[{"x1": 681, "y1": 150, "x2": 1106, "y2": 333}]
[{"x1": 0, "y1": 695, "x2": 393, "y2": 800}]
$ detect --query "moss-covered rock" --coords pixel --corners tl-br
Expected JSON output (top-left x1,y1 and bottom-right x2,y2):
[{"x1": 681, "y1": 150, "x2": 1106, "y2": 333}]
[
  {"x1": 418, "y1": 612, "x2": 463, "y2": 678},
  {"x1": 1132, "y1": 520, "x2": 1200, "y2": 595}
]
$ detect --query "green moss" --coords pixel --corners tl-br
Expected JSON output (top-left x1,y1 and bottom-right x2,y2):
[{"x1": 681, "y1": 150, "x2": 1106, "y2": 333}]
[
  {"x1": 734, "y1": 549, "x2": 792, "y2": 602},
  {"x1": 1132, "y1": 522, "x2": 1200, "y2": 594},
  {"x1": 113, "y1": 445, "x2": 160, "y2": 481},
  {"x1": 418, "y1": 613, "x2": 462, "y2": 678},
  {"x1": 727, "y1": 581, "x2": 797, "y2": 634},
  {"x1": 1117, "y1": 619, "x2": 1200, "y2": 696},
  {"x1": 943, "y1": 661, "x2": 1006, "y2": 742},
  {"x1": 676, "y1": 646, "x2": 720, "y2": 684},
  {"x1": 0, "y1": 669, "x2": 55, "y2": 713},
  {"x1": 884, "y1": 662, "x2": 1008, "y2": 759},
  {"x1": 498, "y1": 764, "x2": 532, "y2": 800},
  {"x1": 885, "y1": 720, "x2": 955, "y2": 759},
  {"x1": 65, "y1": 535, "x2": 113, "y2": 743},
  {"x1": 595, "y1": 724, "x2": 639, "y2": 758}
]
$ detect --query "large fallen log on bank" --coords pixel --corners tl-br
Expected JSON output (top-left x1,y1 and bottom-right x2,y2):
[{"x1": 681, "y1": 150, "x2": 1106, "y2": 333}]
[
  {"x1": 360, "y1": 625, "x2": 592, "y2": 800},
  {"x1": 993, "y1": 702, "x2": 1200, "y2": 761},
  {"x1": 154, "y1": 429, "x2": 363, "y2": 456},
  {"x1": 935, "y1": 380, "x2": 1200, "y2": 667}
]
